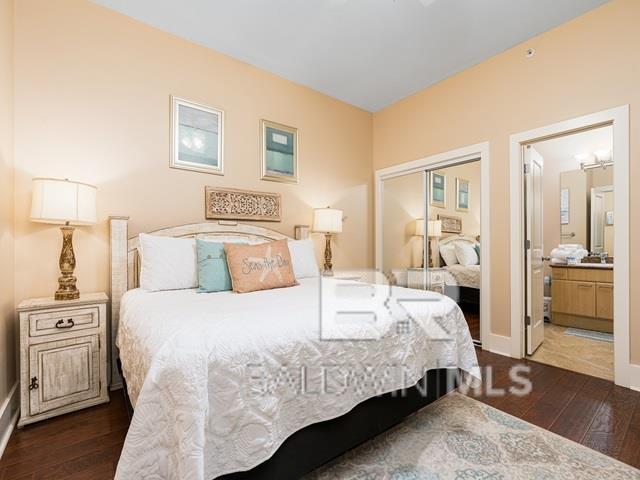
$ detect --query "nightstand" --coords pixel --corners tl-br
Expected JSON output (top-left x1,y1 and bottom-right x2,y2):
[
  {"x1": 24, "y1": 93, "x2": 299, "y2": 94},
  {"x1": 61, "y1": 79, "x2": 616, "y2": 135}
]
[
  {"x1": 17, "y1": 292, "x2": 109, "y2": 427},
  {"x1": 407, "y1": 268, "x2": 445, "y2": 294}
]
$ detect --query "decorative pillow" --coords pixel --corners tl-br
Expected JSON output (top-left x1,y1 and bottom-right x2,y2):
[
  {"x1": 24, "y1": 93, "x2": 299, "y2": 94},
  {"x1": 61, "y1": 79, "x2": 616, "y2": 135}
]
[
  {"x1": 139, "y1": 233, "x2": 197, "y2": 292},
  {"x1": 224, "y1": 240, "x2": 297, "y2": 293},
  {"x1": 455, "y1": 242, "x2": 479, "y2": 266},
  {"x1": 287, "y1": 239, "x2": 319, "y2": 279},
  {"x1": 196, "y1": 239, "x2": 233, "y2": 293},
  {"x1": 474, "y1": 244, "x2": 480, "y2": 262},
  {"x1": 439, "y1": 244, "x2": 459, "y2": 267}
]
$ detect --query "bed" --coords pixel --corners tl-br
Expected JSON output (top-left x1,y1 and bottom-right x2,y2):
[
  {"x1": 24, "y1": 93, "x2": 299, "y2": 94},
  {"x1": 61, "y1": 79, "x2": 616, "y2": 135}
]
[
  {"x1": 108, "y1": 218, "x2": 480, "y2": 480},
  {"x1": 437, "y1": 235, "x2": 481, "y2": 306}
]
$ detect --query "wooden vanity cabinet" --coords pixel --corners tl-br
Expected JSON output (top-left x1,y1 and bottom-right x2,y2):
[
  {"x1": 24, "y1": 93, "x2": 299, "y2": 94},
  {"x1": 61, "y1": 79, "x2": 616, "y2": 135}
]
[{"x1": 550, "y1": 266, "x2": 613, "y2": 333}]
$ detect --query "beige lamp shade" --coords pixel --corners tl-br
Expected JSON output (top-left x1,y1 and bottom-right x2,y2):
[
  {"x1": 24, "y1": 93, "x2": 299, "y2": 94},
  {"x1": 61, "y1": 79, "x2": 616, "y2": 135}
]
[
  {"x1": 428, "y1": 220, "x2": 442, "y2": 238},
  {"x1": 30, "y1": 178, "x2": 97, "y2": 225},
  {"x1": 313, "y1": 208, "x2": 343, "y2": 233},
  {"x1": 414, "y1": 218, "x2": 425, "y2": 236}
]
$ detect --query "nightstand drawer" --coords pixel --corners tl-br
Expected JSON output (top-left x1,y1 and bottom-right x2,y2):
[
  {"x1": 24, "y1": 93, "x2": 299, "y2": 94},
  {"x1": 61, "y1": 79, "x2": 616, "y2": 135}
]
[{"x1": 28, "y1": 307, "x2": 100, "y2": 337}]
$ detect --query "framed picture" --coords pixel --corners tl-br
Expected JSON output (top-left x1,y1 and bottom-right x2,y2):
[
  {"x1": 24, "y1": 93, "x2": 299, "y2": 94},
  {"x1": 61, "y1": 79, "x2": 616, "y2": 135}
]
[
  {"x1": 438, "y1": 214, "x2": 462, "y2": 234},
  {"x1": 430, "y1": 172, "x2": 446, "y2": 208},
  {"x1": 171, "y1": 96, "x2": 224, "y2": 175},
  {"x1": 261, "y1": 120, "x2": 298, "y2": 183},
  {"x1": 456, "y1": 177, "x2": 470, "y2": 212}
]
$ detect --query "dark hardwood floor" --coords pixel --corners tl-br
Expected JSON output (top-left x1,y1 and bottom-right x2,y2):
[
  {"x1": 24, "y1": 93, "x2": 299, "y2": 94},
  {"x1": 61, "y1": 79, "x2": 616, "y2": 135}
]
[
  {"x1": 1, "y1": 349, "x2": 638, "y2": 479},
  {"x1": 460, "y1": 303, "x2": 480, "y2": 341}
]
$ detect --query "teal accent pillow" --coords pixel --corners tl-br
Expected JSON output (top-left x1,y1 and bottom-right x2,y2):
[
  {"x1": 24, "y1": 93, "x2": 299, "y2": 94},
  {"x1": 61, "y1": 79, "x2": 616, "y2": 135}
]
[
  {"x1": 196, "y1": 239, "x2": 232, "y2": 293},
  {"x1": 474, "y1": 244, "x2": 480, "y2": 263}
]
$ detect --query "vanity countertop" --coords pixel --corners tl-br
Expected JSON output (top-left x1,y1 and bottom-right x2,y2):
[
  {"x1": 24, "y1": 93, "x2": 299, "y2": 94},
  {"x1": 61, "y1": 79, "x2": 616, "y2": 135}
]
[{"x1": 551, "y1": 263, "x2": 613, "y2": 269}]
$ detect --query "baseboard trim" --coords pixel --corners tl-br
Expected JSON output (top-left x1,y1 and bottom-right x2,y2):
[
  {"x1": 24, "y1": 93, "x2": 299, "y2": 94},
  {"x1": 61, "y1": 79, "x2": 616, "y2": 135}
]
[
  {"x1": 485, "y1": 333, "x2": 514, "y2": 358},
  {"x1": 629, "y1": 363, "x2": 640, "y2": 392},
  {"x1": 0, "y1": 382, "x2": 19, "y2": 459}
]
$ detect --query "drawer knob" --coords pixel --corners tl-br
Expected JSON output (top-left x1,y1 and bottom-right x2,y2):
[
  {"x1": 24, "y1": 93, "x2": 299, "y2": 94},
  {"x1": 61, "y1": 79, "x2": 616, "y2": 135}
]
[{"x1": 55, "y1": 318, "x2": 75, "y2": 329}]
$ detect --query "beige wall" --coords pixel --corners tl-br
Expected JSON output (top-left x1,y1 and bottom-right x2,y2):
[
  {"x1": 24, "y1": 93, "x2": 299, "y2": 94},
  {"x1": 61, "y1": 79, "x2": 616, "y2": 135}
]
[
  {"x1": 372, "y1": 0, "x2": 640, "y2": 364},
  {"x1": 12, "y1": 0, "x2": 373, "y2": 304},
  {"x1": 0, "y1": 0, "x2": 16, "y2": 408},
  {"x1": 381, "y1": 172, "x2": 423, "y2": 272}
]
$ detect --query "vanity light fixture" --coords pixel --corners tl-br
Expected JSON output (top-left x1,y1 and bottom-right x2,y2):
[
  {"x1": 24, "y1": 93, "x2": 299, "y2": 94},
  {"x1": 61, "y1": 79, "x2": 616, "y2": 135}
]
[
  {"x1": 594, "y1": 149, "x2": 612, "y2": 161},
  {"x1": 578, "y1": 148, "x2": 613, "y2": 171}
]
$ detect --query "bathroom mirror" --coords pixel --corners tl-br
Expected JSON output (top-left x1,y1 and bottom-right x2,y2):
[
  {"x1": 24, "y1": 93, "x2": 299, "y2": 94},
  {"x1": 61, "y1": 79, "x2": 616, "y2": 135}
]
[{"x1": 558, "y1": 167, "x2": 613, "y2": 255}]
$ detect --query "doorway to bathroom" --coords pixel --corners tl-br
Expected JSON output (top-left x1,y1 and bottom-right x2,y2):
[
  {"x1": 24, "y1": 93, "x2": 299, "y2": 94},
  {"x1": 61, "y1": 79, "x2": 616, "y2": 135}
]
[
  {"x1": 509, "y1": 106, "x2": 631, "y2": 388},
  {"x1": 524, "y1": 126, "x2": 615, "y2": 380}
]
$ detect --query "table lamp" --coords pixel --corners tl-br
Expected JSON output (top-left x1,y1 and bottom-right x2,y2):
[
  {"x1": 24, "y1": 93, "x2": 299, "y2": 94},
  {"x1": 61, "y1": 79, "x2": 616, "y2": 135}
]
[
  {"x1": 313, "y1": 207, "x2": 343, "y2": 276},
  {"x1": 414, "y1": 219, "x2": 442, "y2": 268},
  {"x1": 30, "y1": 178, "x2": 97, "y2": 300},
  {"x1": 413, "y1": 219, "x2": 425, "y2": 267}
]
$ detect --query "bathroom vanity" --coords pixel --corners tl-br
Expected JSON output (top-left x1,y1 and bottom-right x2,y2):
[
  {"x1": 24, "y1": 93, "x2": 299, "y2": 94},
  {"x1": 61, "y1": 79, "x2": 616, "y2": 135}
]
[{"x1": 550, "y1": 264, "x2": 613, "y2": 333}]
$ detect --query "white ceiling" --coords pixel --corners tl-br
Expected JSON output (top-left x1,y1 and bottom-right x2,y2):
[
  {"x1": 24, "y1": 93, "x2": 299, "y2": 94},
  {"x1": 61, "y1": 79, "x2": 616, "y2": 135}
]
[{"x1": 92, "y1": 0, "x2": 608, "y2": 111}]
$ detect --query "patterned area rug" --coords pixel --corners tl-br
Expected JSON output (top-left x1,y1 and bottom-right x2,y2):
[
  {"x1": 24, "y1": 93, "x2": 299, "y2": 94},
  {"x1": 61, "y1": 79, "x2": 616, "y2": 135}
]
[{"x1": 306, "y1": 392, "x2": 640, "y2": 480}]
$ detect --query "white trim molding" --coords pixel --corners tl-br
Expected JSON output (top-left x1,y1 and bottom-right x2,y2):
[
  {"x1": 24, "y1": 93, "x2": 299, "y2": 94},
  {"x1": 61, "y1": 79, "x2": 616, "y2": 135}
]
[
  {"x1": 374, "y1": 142, "x2": 492, "y2": 350},
  {"x1": 630, "y1": 364, "x2": 640, "y2": 393},
  {"x1": 509, "y1": 105, "x2": 632, "y2": 388},
  {"x1": 0, "y1": 382, "x2": 19, "y2": 459},
  {"x1": 486, "y1": 334, "x2": 513, "y2": 358}
]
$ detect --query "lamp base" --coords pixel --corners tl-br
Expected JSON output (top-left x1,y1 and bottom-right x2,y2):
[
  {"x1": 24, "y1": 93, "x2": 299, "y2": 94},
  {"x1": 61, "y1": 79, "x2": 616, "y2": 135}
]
[
  {"x1": 323, "y1": 233, "x2": 334, "y2": 276},
  {"x1": 55, "y1": 225, "x2": 80, "y2": 301},
  {"x1": 55, "y1": 283, "x2": 80, "y2": 301}
]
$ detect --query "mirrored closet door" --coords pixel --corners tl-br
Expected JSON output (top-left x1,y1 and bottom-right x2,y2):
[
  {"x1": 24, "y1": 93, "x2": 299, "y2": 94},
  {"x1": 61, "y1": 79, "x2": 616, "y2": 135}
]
[{"x1": 379, "y1": 159, "x2": 482, "y2": 344}]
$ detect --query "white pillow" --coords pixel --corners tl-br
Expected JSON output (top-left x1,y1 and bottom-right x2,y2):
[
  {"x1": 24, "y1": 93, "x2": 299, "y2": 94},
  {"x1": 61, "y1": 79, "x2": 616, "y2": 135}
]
[
  {"x1": 455, "y1": 242, "x2": 479, "y2": 266},
  {"x1": 287, "y1": 239, "x2": 319, "y2": 279},
  {"x1": 439, "y1": 244, "x2": 459, "y2": 267},
  {"x1": 139, "y1": 233, "x2": 197, "y2": 292}
]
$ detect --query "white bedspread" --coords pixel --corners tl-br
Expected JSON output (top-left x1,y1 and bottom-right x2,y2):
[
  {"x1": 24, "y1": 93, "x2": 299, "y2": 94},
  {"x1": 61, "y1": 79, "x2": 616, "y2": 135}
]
[
  {"x1": 115, "y1": 277, "x2": 480, "y2": 480},
  {"x1": 444, "y1": 264, "x2": 481, "y2": 289}
]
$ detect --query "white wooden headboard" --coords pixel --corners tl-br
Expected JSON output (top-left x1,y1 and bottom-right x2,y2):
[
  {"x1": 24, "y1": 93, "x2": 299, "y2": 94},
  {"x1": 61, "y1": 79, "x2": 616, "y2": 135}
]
[
  {"x1": 108, "y1": 216, "x2": 293, "y2": 389},
  {"x1": 438, "y1": 234, "x2": 479, "y2": 247}
]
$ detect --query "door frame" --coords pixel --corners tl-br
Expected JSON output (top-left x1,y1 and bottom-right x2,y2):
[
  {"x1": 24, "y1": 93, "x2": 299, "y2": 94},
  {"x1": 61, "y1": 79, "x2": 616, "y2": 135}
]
[
  {"x1": 374, "y1": 142, "x2": 491, "y2": 349},
  {"x1": 590, "y1": 185, "x2": 614, "y2": 253},
  {"x1": 509, "y1": 105, "x2": 631, "y2": 388}
]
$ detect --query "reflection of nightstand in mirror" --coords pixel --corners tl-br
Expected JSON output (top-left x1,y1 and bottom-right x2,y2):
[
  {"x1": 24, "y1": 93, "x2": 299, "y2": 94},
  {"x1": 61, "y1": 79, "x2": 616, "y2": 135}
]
[{"x1": 407, "y1": 268, "x2": 445, "y2": 294}]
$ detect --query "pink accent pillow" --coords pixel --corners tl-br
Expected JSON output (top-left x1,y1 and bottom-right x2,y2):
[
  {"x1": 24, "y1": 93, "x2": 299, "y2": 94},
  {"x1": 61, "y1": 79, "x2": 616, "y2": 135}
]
[{"x1": 224, "y1": 240, "x2": 297, "y2": 293}]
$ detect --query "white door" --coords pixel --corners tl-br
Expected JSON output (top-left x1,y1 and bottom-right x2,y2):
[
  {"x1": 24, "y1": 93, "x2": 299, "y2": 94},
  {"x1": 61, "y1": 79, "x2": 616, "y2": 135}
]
[{"x1": 525, "y1": 146, "x2": 545, "y2": 355}]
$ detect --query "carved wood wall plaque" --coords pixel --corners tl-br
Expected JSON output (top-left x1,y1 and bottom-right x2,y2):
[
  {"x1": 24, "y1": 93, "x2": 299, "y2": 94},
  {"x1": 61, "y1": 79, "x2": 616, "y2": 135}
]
[
  {"x1": 438, "y1": 214, "x2": 463, "y2": 234},
  {"x1": 205, "y1": 187, "x2": 282, "y2": 222}
]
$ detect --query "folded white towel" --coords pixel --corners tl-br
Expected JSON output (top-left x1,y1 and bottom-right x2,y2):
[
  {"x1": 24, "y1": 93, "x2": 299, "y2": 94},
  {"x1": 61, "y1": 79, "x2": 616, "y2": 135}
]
[{"x1": 550, "y1": 244, "x2": 588, "y2": 264}]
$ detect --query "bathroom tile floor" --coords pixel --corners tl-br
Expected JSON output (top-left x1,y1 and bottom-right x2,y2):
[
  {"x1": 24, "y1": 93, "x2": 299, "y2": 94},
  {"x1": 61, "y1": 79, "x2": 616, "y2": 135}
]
[{"x1": 527, "y1": 323, "x2": 614, "y2": 381}]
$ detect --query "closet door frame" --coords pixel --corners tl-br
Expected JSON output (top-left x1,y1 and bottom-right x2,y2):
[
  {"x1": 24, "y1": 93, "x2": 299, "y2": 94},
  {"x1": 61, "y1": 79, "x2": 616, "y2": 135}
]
[{"x1": 374, "y1": 142, "x2": 491, "y2": 350}]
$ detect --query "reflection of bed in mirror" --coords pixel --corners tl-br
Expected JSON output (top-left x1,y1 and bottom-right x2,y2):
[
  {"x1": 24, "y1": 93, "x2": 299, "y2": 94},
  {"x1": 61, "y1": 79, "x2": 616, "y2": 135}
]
[{"x1": 436, "y1": 234, "x2": 480, "y2": 306}]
